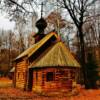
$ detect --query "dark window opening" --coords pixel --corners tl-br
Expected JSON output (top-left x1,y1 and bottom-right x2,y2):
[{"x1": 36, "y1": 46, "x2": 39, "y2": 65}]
[{"x1": 46, "y1": 72, "x2": 54, "y2": 82}]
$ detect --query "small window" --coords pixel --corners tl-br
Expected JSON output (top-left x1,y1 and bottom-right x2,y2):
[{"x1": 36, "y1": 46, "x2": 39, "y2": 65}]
[{"x1": 46, "y1": 72, "x2": 54, "y2": 82}]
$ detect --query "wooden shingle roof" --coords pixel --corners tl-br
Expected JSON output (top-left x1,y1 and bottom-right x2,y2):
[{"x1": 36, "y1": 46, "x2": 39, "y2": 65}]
[
  {"x1": 15, "y1": 32, "x2": 58, "y2": 60},
  {"x1": 14, "y1": 31, "x2": 80, "y2": 69},
  {"x1": 29, "y1": 42, "x2": 80, "y2": 68}
]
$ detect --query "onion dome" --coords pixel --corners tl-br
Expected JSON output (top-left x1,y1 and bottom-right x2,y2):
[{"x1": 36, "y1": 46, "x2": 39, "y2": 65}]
[{"x1": 35, "y1": 17, "x2": 47, "y2": 34}]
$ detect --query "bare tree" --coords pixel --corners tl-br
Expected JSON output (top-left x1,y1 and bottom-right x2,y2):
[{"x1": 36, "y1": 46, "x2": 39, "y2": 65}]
[
  {"x1": 56, "y1": 0, "x2": 98, "y2": 87},
  {"x1": 46, "y1": 11, "x2": 66, "y2": 32},
  {"x1": 0, "y1": 0, "x2": 38, "y2": 21},
  {"x1": 0, "y1": 29, "x2": 18, "y2": 75},
  {"x1": 15, "y1": 18, "x2": 26, "y2": 53}
]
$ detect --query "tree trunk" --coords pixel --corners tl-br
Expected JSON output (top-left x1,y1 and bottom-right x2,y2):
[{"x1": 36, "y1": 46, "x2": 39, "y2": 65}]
[{"x1": 78, "y1": 27, "x2": 89, "y2": 88}]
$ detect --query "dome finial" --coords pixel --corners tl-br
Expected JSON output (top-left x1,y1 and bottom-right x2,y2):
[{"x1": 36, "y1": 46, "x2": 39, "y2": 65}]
[
  {"x1": 41, "y1": 2, "x2": 44, "y2": 18},
  {"x1": 35, "y1": 2, "x2": 47, "y2": 34}
]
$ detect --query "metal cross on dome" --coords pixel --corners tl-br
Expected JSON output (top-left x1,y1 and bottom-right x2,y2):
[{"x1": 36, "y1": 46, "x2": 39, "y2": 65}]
[{"x1": 40, "y1": 2, "x2": 44, "y2": 18}]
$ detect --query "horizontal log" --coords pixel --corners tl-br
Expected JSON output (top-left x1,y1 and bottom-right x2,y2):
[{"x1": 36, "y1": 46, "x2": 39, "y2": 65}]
[
  {"x1": 16, "y1": 82, "x2": 25, "y2": 85},
  {"x1": 17, "y1": 65, "x2": 28, "y2": 68},
  {"x1": 17, "y1": 69, "x2": 26, "y2": 72},
  {"x1": 16, "y1": 80, "x2": 25, "y2": 82},
  {"x1": 17, "y1": 63, "x2": 28, "y2": 66},
  {"x1": 16, "y1": 77, "x2": 25, "y2": 80},
  {"x1": 16, "y1": 85, "x2": 25, "y2": 89},
  {"x1": 16, "y1": 84, "x2": 25, "y2": 87},
  {"x1": 17, "y1": 61, "x2": 27, "y2": 64},
  {"x1": 17, "y1": 68, "x2": 27, "y2": 70}
]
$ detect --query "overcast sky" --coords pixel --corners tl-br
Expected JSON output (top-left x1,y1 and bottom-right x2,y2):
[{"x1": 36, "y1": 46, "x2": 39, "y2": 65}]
[
  {"x1": 0, "y1": 15, "x2": 15, "y2": 31},
  {"x1": 0, "y1": 0, "x2": 57, "y2": 31}
]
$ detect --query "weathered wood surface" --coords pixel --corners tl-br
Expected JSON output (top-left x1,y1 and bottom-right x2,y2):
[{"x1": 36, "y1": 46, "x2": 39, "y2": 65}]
[
  {"x1": 32, "y1": 68, "x2": 79, "y2": 92},
  {"x1": 15, "y1": 60, "x2": 28, "y2": 89}
]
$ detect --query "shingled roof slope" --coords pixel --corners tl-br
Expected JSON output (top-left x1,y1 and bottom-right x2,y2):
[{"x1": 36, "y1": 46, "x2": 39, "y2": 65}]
[
  {"x1": 15, "y1": 32, "x2": 58, "y2": 60},
  {"x1": 29, "y1": 42, "x2": 80, "y2": 68}
]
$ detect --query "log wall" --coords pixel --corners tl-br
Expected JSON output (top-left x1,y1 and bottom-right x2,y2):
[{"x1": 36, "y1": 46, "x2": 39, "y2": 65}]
[
  {"x1": 15, "y1": 59, "x2": 28, "y2": 89},
  {"x1": 32, "y1": 67, "x2": 79, "y2": 92}
]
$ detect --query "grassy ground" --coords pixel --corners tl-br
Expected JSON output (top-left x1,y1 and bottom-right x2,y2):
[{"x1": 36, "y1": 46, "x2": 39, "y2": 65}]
[{"x1": 0, "y1": 77, "x2": 100, "y2": 100}]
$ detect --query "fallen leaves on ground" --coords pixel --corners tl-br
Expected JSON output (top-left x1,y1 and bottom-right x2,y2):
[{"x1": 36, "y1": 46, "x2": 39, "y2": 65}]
[
  {"x1": 1, "y1": 88, "x2": 100, "y2": 100},
  {"x1": 0, "y1": 78, "x2": 100, "y2": 100},
  {"x1": 0, "y1": 77, "x2": 12, "y2": 87}
]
